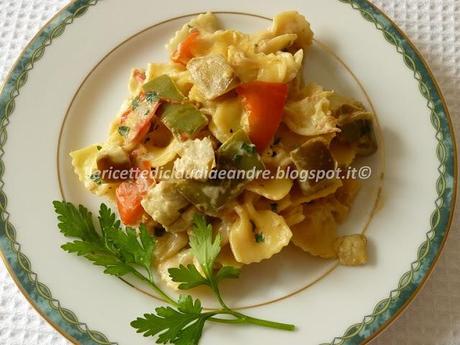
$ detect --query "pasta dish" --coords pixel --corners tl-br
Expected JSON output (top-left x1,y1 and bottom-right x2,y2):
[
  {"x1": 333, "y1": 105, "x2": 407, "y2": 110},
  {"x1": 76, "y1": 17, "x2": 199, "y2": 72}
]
[{"x1": 70, "y1": 11, "x2": 378, "y2": 290}]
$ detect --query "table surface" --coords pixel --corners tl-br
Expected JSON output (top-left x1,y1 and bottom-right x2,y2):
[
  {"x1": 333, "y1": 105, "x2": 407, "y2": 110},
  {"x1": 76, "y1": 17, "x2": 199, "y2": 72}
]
[{"x1": 0, "y1": 1, "x2": 459, "y2": 344}]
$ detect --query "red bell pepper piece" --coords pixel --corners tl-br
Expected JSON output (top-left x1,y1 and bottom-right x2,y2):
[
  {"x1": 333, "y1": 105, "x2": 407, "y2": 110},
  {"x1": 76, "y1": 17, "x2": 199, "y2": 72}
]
[
  {"x1": 115, "y1": 181, "x2": 145, "y2": 225},
  {"x1": 237, "y1": 81, "x2": 289, "y2": 152},
  {"x1": 115, "y1": 161, "x2": 154, "y2": 225},
  {"x1": 172, "y1": 30, "x2": 200, "y2": 65}
]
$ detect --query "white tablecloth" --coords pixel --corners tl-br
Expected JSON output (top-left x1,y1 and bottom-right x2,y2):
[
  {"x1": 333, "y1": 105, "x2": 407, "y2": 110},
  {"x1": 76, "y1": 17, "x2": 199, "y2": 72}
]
[{"x1": 0, "y1": 1, "x2": 459, "y2": 344}]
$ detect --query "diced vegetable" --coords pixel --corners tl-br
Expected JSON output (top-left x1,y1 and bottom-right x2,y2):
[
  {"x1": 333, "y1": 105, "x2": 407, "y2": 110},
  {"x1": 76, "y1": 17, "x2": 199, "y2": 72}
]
[
  {"x1": 135, "y1": 160, "x2": 156, "y2": 191},
  {"x1": 115, "y1": 181, "x2": 146, "y2": 225},
  {"x1": 176, "y1": 179, "x2": 245, "y2": 216},
  {"x1": 187, "y1": 55, "x2": 235, "y2": 100},
  {"x1": 173, "y1": 138, "x2": 216, "y2": 180},
  {"x1": 176, "y1": 131, "x2": 264, "y2": 215},
  {"x1": 218, "y1": 129, "x2": 264, "y2": 172},
  {"x1": 335, "y1": 112, "x2": 377, "y2": 157},
  {"x1": 290, "y1": 137, "x2": 338, "y2": 195},
  {"x1": 141, "y1": 181, "x2": 189, "y2": 227},
  {"x1": 143, "y1": 75, "x2": 208, "y2": 140},
  {"x1": 161, "y1": 103, "x2": 208, "y2": 140},
  {"x1": 237, "y1": 81, "x2": 289, "y2": 152},
  {"x1": 328, "y1": 93, "x2": 365, "y2": 117},
  {"x1": 114, "y1": 158, "x2": 154, "y2": 225},
  {"x1": 120, "y1": 97, "x2": 160, "y2": 150},
  {"x1": 172, "y1": 30, "x2": 200, "y2": 65},
  {"x1": 128, "y1": 113, "x2": 155, "y2": 147},
  {"x1": 96, "y1": 144, "x2": 131, "y2": 182},
  {"x1": 334, "y1": 234, "x2": 368, "y2": 266},
  {"x1": 142, "y1": 75, "x2": 184, "y2": 102}
]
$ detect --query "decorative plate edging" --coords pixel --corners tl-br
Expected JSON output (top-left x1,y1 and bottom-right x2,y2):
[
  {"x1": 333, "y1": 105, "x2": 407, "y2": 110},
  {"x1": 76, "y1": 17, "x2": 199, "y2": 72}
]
[
  {"x1": 322, "y1": 1, "x2": 457, "y2": 344},
  {"x1": 0, "y1": 1, "x2": 115, "y2": 344},
  {"x1": 0, "y1": 0, "x2": 456, "y2": 345}
]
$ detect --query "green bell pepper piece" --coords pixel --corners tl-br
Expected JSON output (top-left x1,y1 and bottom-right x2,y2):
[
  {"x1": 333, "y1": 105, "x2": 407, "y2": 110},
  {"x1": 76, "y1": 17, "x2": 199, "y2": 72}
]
[
  {"x1": 176, "y1": 130, "x2": 264, "y2": 215},
  {"x1": 161, "y1": 103, "x2": 208, "y2": 140},
  {"x1": 176, "y1": 179, "x2": 245, "y2": 216},
  {"x1": 218, "y1": 129, "x2": 264, "y2": 172},
  {"x1": 142, "y1": 74, "x2": 184, "y2": 102}
]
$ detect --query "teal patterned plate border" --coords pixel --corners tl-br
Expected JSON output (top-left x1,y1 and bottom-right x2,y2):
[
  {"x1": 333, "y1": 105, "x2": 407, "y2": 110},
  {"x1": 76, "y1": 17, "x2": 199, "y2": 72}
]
[{"x1": 0, "y1": 1, "x2": 457, "y2": 345}]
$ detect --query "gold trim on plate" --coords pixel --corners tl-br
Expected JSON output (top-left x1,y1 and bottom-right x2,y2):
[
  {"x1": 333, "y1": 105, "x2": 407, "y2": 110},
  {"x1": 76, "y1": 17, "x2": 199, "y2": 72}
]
[
  {"x1": 0, "y1": 1, "x2": 86, "y2": 343},
  {"x1": 350, "y1": 1, "x2": 458, "y2": 343},
  {"x1": 0, "y1": 3, "x2": 455, "y2": 345}
]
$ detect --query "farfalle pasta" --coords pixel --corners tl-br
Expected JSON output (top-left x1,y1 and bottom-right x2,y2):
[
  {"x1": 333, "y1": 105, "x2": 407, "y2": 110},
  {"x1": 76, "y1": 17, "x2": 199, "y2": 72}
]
[{"x1": 71, "y1": 11, "x2": 378, "y2": 288}]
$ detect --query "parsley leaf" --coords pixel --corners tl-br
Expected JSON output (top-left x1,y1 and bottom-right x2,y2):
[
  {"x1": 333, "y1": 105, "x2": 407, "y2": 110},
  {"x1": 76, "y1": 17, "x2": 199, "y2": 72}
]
[
  {"x1": 255, "y1": 232, "x2": 265, "y2": 243},
  {"x1": 131, "y1": 97, "x2": 140, "y2": 109},
  {"x1": 168, "y1": 264, "x2": 209, "y2": 290},
  {"x1": 215, "y1": 266, "x2": 240, "y2": 283},
  {"x1": 168, "y1": 214, "x2": 240, "y2": 308},
  {"x1": 54, "y1": 202, "x2": 296, "y2": 345},
  {"x1": 54, "y1": 201, "x2": 155, "y2": 276},
  {"x1": 89, "y1": 171, "x2": 102, "y2": 185},
  {"x1": 118, "y1": 126, "x2": 130, "y2": 137},
  {"x1": 131, "y1": 295, "x2": 213, "y2": 345},
  {"x1": 145, "y1": 91, "x2": 159, "y2": 104},
  {"x1": 241, "y1": 142, "x2": 256, "y2": 154},
  {"x1": 189, "y1": 214, "x2": 221, "y2": 276},
  {"x1": 53, "y1": 201, "x2": 99, "y2": 241}
]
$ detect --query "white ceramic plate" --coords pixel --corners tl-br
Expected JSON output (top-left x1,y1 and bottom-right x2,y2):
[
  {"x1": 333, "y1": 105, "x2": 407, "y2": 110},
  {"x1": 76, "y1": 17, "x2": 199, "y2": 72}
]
[{"x1": 0, "y1": 1, "x2": 456, "y2": 344}]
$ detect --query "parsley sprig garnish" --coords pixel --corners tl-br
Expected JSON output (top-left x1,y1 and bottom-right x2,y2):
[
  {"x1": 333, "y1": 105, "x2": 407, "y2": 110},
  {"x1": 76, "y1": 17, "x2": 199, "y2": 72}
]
[
  {"x1": 131, "y1": 295, "x2": 216, "y2": 345},
  {"x1": 54, "y1": 201, "x2": 174, "y2": 304},
  {"x1": 167, "y1": 214, "x2": 293, "y2": 332},
  {"x1": 53, "y1": 201, "x2": 295, "y2": 345}
]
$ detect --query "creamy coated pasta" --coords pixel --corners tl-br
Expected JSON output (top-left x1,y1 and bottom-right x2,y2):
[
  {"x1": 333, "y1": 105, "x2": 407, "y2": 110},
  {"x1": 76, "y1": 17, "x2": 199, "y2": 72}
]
[{"x1": 71, "y1": 11, "x2": 378, "y2": 288}]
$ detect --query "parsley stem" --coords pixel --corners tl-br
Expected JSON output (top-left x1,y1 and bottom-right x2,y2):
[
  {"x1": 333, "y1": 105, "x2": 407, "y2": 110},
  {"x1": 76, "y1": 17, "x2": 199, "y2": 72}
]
[
  {"x1": 209, "y1": 312, "x2": 294, "y2": 330},
  {"x1": 205, "y1": 269, "x2": 295, "y2": 331},
  {"x1": 229, "y1": 311, "x2": 296, "y2": 331},
  {"x1": 209, "y1": 316, "x2": 245, "y2": 324},
  {"x1": 208, "y1": 310, "x2": 295, "y2": 331},
  {"x1": 131, "y1": 269, "x2": 178, "y2": 306},
  {"x1": 210, "y1": 281, "x2": 230, "y2": 310}
]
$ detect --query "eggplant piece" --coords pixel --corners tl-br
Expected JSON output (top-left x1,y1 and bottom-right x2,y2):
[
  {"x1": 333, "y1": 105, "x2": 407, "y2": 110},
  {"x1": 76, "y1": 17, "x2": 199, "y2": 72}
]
[
  {"x1": 290, "y1": 137, "x2": 338, "y2": 195},
  {"x1": 96, "y1": 144, "x2": 131, "y2": 182},
  {"x1": 335, "y1": 112, "x2": 378, "y2": 157},
  {"x1": 187, "y1": 55, "x2": 235, "y2": 100},
  {"x1": 334, "y1": 234, "x2": 368, "y2": 266}
]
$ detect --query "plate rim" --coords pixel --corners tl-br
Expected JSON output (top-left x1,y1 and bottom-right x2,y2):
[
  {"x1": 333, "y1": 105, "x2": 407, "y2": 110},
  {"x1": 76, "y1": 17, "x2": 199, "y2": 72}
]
[{"x1": 0, "y1": 0, "x2": 457, "y2": 344}]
